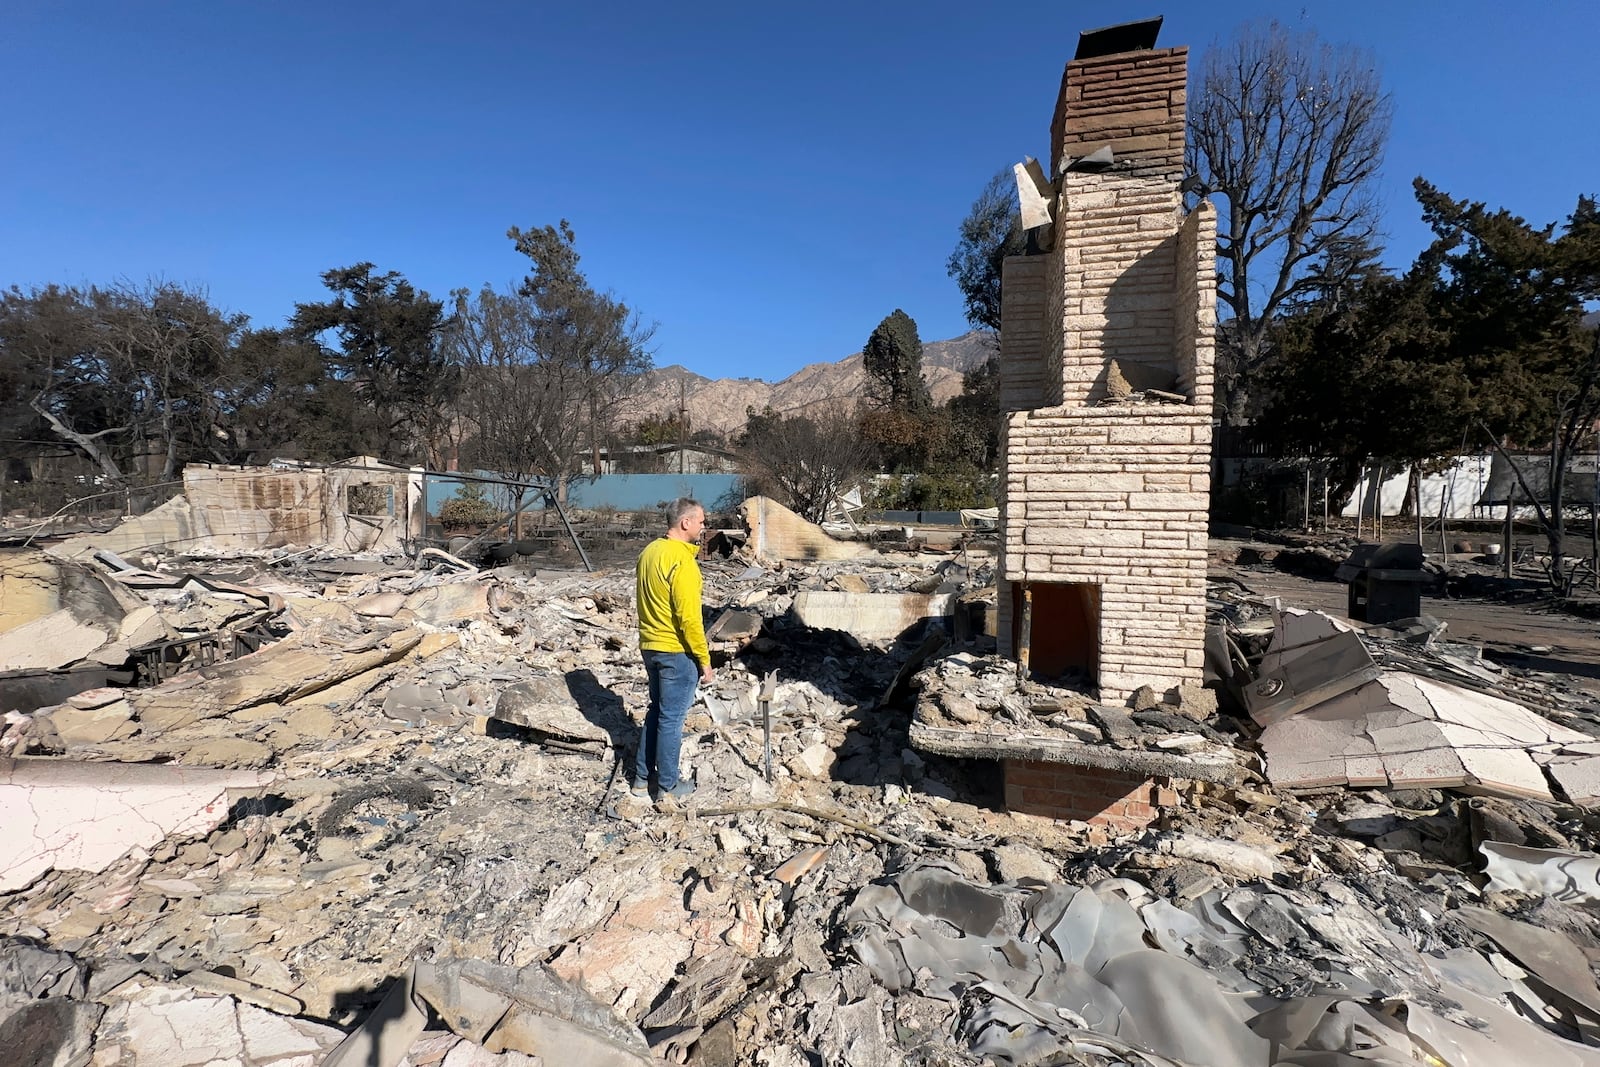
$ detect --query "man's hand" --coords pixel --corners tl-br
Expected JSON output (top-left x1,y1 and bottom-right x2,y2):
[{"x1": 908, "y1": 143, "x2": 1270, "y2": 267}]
[{"x1": 699, "y1": 663, "x2": 714, "y2": 684}]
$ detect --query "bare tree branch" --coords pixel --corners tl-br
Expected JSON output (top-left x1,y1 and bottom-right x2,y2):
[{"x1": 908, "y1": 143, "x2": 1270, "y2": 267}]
[
  {"x1": 30, "y1": 394, "x2": 129, "y2": 484},
  {"x1": 1188, "y1": 20, "x2": 1393, "y2": 423}
]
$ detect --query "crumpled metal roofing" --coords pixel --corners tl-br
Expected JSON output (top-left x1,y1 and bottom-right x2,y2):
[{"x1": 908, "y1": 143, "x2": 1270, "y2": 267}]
[{"x1": 845, "y1": 863, "x2": 1600, "y2": 1066}]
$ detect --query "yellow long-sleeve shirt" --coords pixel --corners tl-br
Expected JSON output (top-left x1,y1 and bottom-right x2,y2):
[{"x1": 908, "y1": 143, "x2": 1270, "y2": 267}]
[{"x1": 636, "y1": 536, "x2": 709, "y2": 667}]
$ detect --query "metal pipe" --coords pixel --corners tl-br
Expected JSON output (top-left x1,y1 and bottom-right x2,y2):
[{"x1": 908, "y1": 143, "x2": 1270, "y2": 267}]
[
  {"x1": 1505, "y1": 479, "x2": 1515, "y2": 580},
  {"x1": 1016, "y1": 584, "x2": 1033, "y2": 687},
  {"x1": 1374, "y1": 463, "x2": 1385, "y2": 541},
  {"x1": 1356, "y1": 467, "x2": 1366, "y2": 539},
  {"x1": 547, "y1": 491, "x2": 594, "y2": 572},
  {"x1": 1415, "y1": 464, "x2": 1423, "y2": 548},
  {"x1": 1304, "y1": 465, "x2": 1311, "y2": 531},
  {"x1": 760, "y1": 670, "x2": 778, "y2": 783}
]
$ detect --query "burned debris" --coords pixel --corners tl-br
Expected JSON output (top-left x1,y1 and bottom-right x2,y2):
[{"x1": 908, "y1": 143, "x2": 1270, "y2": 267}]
[
  {"x1": 7, "y1": 23, "x2": 1600, "y2": 1067},
  {"x1": 4, "y1": 471, "x2": 1600, "y2": 1067},
  {"x1": 8, "y1": 469, "x2": 1600, "y2": 1067}
]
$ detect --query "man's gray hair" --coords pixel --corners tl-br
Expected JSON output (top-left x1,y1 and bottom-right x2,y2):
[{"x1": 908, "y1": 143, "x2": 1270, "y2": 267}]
[{"x1": 667, "y1": 497, "x2": 703, "y2": 527}]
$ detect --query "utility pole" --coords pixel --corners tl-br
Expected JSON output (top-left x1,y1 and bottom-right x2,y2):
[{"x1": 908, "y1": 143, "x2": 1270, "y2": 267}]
[{"x1": 677, "y1": 379, "x2": 689, "y2": 475}]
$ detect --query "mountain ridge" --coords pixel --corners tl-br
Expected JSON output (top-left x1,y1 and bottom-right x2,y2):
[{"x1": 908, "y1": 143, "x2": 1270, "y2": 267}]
[{"x1": 622, "y1": 330, "x2": 997, "y2": 438}]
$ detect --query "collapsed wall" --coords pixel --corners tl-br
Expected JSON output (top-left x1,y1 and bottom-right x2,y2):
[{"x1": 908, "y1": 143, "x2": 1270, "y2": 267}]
[{"x1": 47, "y1": 459, "x2": 423, "y2": 560}]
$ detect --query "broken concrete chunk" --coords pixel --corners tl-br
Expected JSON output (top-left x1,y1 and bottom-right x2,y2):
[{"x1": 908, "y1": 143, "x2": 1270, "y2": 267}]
[
  {"x1": 1166, "y1": 682, "x2": 1218, "y2": 721},
  {"x1": 991, "y1": 844, "x2": 1058, "y2": 883},
  {"x1": 117, "y1": 605, "x2": 169, "y2": 647},
  {"x1": 1087, "y1": 704, "x2": 1138, "y2": 745},
  {"x1": 1154, "y1": 733, "x2": 1208, "y2": 755},
  {"x1": 401, "y1": 581, "x2": 491, "y2": 626},
  {"x1": 740, "y1": 496, "x2": 869, "y2": 562},
  {"x1": 382, "y1": 682, "x2": 456, "y2": 724},
  {"x1": 792, "y1": 590, "x2": 953, "y2": 644},
  {"x1": 0, "y1": 609, "x2": 110, "y2": 671},
  {"x1": 706, "y1": 609, "x2": 763, "y2": 644},
  {"x1": 490, "y1": 677, "x2": 613, "y2": 745},
  {"x1": 0, "y1": 758, "x2": 272, "y2": 892},
  {"x1": 1128, "y1": 685, "x2": 1161, "y2": 712},
  {"x1": 48, "y1": 699, "x2": 138, "y2": 745},
  {"x1": 352, "y1": 590, "x2": 407, "y2": 618},
  {"x1": 1055, "y1": 720, "x2": 1105, "y2": 743},
  {"x1": 789, "y1": 742, "x2": 836, "y2": 780},
  {"x1": 1548, "y1": 756, "x2": 1600, "y2": 807},
  {"x1": 832, "y1": 574, "x2": 871, "y2": 594},
  {"x1": 1163, "y1": 835, "x2": 1282, "y2": 881}
]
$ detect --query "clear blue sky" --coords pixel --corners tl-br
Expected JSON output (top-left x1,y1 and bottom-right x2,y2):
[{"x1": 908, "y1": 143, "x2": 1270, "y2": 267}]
[{"x1": 3, "y1": 1, "x2": 1596, "y2": 382}]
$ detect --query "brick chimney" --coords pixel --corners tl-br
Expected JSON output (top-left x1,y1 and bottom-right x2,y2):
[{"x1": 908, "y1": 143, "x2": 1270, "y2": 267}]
[
  {"x1": 997, "y1": 20, "x2": 1216, "y2": 707},
  {"x1": 1051, "y1": 45, "x2": 1188, "y2": 180}
]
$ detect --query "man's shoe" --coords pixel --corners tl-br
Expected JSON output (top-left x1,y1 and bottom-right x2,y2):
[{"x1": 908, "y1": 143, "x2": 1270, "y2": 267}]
[
  {"x1": 660, "y1": 779, "x2": 694, "y2": 800},
  {"x1": 629, "y1": 779, "x2": 650, "y2": 799}
]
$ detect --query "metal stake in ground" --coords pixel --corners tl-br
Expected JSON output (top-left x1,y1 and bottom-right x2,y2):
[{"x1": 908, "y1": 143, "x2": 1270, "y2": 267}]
[{"x1": 760, "y1": 670, "x2": 778, "y2": 782}]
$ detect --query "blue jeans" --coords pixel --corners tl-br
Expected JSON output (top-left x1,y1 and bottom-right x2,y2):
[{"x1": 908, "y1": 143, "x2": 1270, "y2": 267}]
[{"x1": 636, "y1": 650, "x2": 698, "y2": 791}]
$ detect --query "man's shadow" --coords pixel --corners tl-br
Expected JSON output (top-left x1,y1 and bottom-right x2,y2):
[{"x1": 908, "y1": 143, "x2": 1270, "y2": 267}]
[{"x1": 564, "y1": 668, "x2": 635, "y2": 752}]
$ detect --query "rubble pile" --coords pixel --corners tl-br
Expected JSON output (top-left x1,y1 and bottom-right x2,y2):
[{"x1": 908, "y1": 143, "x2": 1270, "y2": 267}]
[
  {"x1": 5, "y1": 527, "x2": 1600, "y2": 1065},
  {"x1": 908, "y1": 650, "x2": 1241, "y2": 784}
]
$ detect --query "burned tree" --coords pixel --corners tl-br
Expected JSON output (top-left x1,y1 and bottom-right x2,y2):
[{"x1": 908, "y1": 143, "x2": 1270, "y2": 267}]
[
  {"x1": 505, "y1": 221, "x2": 654, "y2": 481},
  {"x1": 0, "y1": 282, "x2": 240, "y2": 486},
  {"x1": 446, "y1": 285, "x2": 583, "y2": 499},
  {"x1": 1188, "y1": 20, "x2": 1392, "y2": 423},
  {"x1": 291, "y1": 264, "x2": 457, "y2": 465},
  {"x1": 446, "y1": 224, "x2": 653, "y2": 503},
  {"x1": 946, "y1": 169, "x2": 1027, "y2": 333},
  {"x1": 736, "y1": 407, "x2": 873, "y2": 523},
  {"x1": 1416, "y1": 184, "x2": 1600, "y2": 596}
]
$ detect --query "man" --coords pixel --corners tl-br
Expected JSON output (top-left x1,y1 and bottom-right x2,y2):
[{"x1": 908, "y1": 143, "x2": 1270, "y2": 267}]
[{"x1": 633, "y1": 497, "x2": 713, "y2": 801}]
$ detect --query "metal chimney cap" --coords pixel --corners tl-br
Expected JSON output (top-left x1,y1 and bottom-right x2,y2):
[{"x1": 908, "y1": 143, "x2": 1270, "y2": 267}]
[{"x1": 1074, "y1": 16, "x2": 1163, "y2": 60}]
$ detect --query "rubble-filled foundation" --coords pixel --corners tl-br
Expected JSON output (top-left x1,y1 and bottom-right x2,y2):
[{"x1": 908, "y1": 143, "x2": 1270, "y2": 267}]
[{"x1": 1003, "y1": 759, "x2": 1179, "y2": 832}]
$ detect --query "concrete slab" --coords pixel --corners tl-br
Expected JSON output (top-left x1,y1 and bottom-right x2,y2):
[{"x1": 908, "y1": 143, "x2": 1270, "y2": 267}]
[
  {"x1": 353, "y1": 590, "x2": 407, "y2": 618},
  {"x1": 0, "y1": 758, "x2": 273, "y2": 892},
  {"x1": 402, "y1": 581, "x2": 491, "y2": 626},
  {"x1": 100, "y1": 983, "x2": 342, "y2": 1067},
  {"x1": 1455, "y1": 743, "x2": 1555, "y2": 802},
  {"x1": 1549, "y1": 757, "x2": 1600, "y2": 806},
  {"x1": 49, "y1": 494, "x2": 204, "y2": 561},
  {"x1": 118, "y1": 605, "x2": 171, "y2": 646},
  {"x1": 0, "y1": 550, "x2": 62, "y2": 634},
  {"x1": 791, "y1": 591, "x2": 953, "y2": 644},
  {"x1": 49, "y1": 698, "x2": 136, "y2": 744},
  {"x1": 1376, "y1": 743, "x2": 1468, "y2": 790},
  {"x1": 131, "y1": 627, "x2": 423, "y2": 733},
  {"x1": 490, "y1": 677, "x2": 616, "y2": 745},
  {"x1": 706, "y1": 609, "x2": 763, "y2": 643},
  {"x1": 1415, "y1": 675, "x2": 1587, "y2": 746},
  {"x1": 0, "y1": 608, "x2": 109, "y2": 670},
  {"x1": 1259, "y1": 671, "x2": 1571, "y2": 802}
]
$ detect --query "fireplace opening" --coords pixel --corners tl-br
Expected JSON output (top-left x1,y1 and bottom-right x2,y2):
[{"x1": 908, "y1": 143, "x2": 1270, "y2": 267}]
[{"x1": 1013, "y1": 580, "x2": 1100, "y2": 690}]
